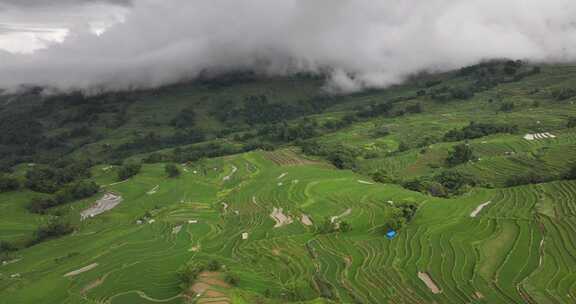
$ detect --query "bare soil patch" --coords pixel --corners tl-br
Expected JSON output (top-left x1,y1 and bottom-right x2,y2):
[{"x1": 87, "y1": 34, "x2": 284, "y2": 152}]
[
  {"x1": 190, "y1": 272, "x2": 231, "y2": 304},
  {"x1": 418, "y1": 271, "x2": 442, "y2": 294},
  {"x1": 81, "y1": 193, "x2": 123, "y2": 220},
  {"x1": 270, "y1": 207, "x2": 293, "y2": 228},
  {"x1": 470, "y1": 201, "x2": 492, "y2": 218},
  {"x1": 301, "y1": 214, "x2": 313, "y2": 226}
]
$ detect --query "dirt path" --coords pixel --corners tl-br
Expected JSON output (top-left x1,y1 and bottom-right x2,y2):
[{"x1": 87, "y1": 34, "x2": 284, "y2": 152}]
[
  {"x1": 82, "y1": 273, "x2": 109, "y2": 294},
  {"x1": 470, "y1": 201, "x2": 492, "y2": 218},
  {"x1": 418, "y1": 271, "x2": 442, "y2": 294},
  {"x1": 357, "y1": 180, "x2": 374, "y2": 185},
  {"x1": 81, "y1": 193, "x2": 123, "y2": 220},
  {"x1": 270, "y1": 207, "x2": 293, "y2": 228},
  {"x1": 222, "y1": 165, "x2": 238, "y2": 181},
  {"x1": 64, "y1": 263, "x2": 98, "y2": 277},
  {"x1": 331, "y1": 208, "x2": 352, "y2": 223},
  {"x1": 147, "y1": 185, "x2": 159, "y2": 195}
]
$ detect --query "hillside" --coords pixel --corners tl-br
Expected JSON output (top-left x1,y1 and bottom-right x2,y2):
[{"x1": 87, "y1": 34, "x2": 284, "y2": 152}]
[{"x1": 1, "y1": 61, "x2": 576, "y2": 303}]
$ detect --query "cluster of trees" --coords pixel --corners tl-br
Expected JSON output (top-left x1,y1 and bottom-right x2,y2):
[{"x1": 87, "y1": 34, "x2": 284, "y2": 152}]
[
  {"x1": 299, "y1": 141, "x2": 361, "y2": 170},
  {"x1": 117, "y1": 163, "x2": 142, "y2": 181},
  {"x1": 317, "y1": 218, "x2": 351, "y2": 234},
  {"x1": 171, "y1": 106, "x2": 196, "y2": 129},
  {"x1": 384, "y1": 203, "x2": 418, "y2": 231},
  {"x1": 1, "y1": 219, "x2": 76, "y2": 253},
  {"x1": 499, "y1": 101, "x2": 515, "y2": 112},
  {"x1": 446, "y1": 144, "x2": 476, "y2": 166},
  {"x1": 505, "y1": 164, "x2": 576, "y2": 187},
  {"x1": 25, "y1": 160, "x2": 93, "y2": 193},
  {"x1": 444, "y1": 122, "x2": 518, "y2": 142},
  {"x1": 403, "y1": 171, "x2": 478, "y2": 197},
  {"x1": 256, "y1": 120, "x2": 320, "y2": 142},
  {"x1": 112, "y1": 130, "x2": 206, "y2": 160},
  {"x1": 143, "y1": 140, "x2": 273, "y2": 165},
  {"x1": 27, "y1": 180, "x2": 99, "y2": 214},
  {"x1": 552, "y1": 88, "x2": 576, "y2": 101},
  {"x1": 430, "y1": 86, "x2": 475, "y2": 102},
  {"x1": 31, "y1": 219, "x2": 75, "y2": 245}
]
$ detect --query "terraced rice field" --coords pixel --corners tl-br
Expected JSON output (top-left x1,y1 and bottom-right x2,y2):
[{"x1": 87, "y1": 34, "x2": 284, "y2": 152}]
[{"x1": 1, "y1": 149, "x2": 575, "y2": 303}]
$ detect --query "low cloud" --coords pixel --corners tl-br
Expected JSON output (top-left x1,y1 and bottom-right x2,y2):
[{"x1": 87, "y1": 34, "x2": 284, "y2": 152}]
[{"x1": 1, "y1": 0, "x2": 576, "y2": 93}]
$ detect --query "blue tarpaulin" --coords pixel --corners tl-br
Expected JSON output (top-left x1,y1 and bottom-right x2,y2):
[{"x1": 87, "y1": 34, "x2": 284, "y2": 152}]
[{"x1": 386, "y1": 230, "x2": 397, "y2": 239}]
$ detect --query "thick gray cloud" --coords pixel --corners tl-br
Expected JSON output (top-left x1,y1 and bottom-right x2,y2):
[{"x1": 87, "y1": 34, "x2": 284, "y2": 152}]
[
  {"x1": 1, "y1": 0, "x2": 576, "y2": 93},
  {"x1": 0, "y1": 0, "x2": 131, "y2": 8}
]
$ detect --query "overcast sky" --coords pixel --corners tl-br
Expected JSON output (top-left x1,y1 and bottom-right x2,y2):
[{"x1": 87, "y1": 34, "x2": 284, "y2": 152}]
[{"x1": 1, "y1": 0, "x2": 576, "y2": 93}]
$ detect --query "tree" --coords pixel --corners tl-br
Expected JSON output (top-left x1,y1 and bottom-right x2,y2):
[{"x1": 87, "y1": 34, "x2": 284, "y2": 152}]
[
  {"x1": 165, "y1": 163, "x2": 181, "y2": 178},
  {"x1": 406, "y1": 103, "x2": 423, "y2": 114},
  {"x1": 207, "y1": 260, "x2": 221, "y2": 271},
  {"x1": 171, "y1": 107, "x2": 196, "y2": 129},
  {"x1": 499, "y1": 102, "x2": 515, "y2": 112},
  {"x1": 339, "y1": 221, "x2": 351, "y2": 232},
  {"x1": 446, "y1": 144, "x2": 476, "y2": 166},
  {"x1": 372, "y1": 169, "x2": 394, "y2": 184},
  {"x1": 317, "y1": 217, "x2": 335, "y2": 234},
  {"x1": 0, "y1": 175, "x2": 19, "y2": 193},
  {"x1": 567, "y1": 117, "x2": 576, "y2": 129},
  {"x1": 117, "y1": 163, "x2": 142, "y2": 181},
  {"x1": 564, "y1": 164, "x2": 576, "y2": 180}
]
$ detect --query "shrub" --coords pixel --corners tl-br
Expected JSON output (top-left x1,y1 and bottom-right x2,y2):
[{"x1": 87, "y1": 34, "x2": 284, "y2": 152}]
[
  {"x1": 178, "y1": 264, "x2": 204, "y2": 290},
  {"x1": 225, "y1": 273, "x2": 239, "y2": 286},
  {"x1": 406, "y1": 103, "x2": 423, "y2": 114},
  {"x1": 0, "y1": 175, "x2": 19, "y2": 193},
  {"x1": 499, "y1": 102, "x2": 515, "y2": 112},
  {"x1": 165, "y1": 163, "x2": 181, "y2": 178},
  {"x1": 567, "y1": 117, "x2": 576, "y2": 129},
  {"x1": 207, "y1": 260, "x2": 221, "y2": 271},
  {"x1": 372, "y1": 170, "x2": 395, "y2": 184},
  {"x1": 564, "y1": 164, "x2": 576, "y2": 180}
]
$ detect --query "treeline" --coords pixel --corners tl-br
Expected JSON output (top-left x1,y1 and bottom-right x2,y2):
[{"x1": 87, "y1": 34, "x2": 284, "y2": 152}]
[
  {"x1": 111, "y1": 130, "x2": 206, "y2": 161},
  {"x1": 211, "y1": 94, "x2": 340, "y2": 126},
  {"x1": 0, "y1": 218, "x2": 75, "y2": 256},
  {"x1": 143, "y1": 142, "x2": 264, "y2": 164},
  {"x1": 505, "y1": 163, "x2": 576, "y2": 187},
  {"x1": 444, "y1": 122, "x2": 518, "y2": 142},
  {"x1": 27, "y1": 180, "x2": 99, "y2": 214},
  {"x1": 425, "y1": 60, "x2": 541, "y2": 103},
  {"x1": 25, "y1": 160, "x2": 93, "y2": 193},
  {"x1": 402, "y1": 171, "x2": 478, "y2": 198}
]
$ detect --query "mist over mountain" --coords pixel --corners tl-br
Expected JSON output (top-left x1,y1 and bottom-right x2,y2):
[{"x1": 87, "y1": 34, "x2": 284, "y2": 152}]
[{"x1": 2, "y1": 0, "x2": 576, "y2": 93}]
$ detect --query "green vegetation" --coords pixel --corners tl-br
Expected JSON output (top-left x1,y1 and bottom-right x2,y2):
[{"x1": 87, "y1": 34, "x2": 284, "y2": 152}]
[{"x1": 1, "y1": 61, "x2": 576, "y2": 303}]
